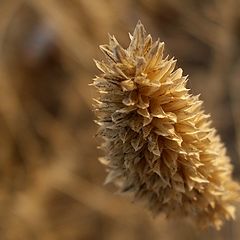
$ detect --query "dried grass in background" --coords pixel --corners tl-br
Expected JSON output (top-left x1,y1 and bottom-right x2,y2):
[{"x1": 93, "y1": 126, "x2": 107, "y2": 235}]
[{"x1": 0, "y1": 0, "x2": 240, "y2": 239}]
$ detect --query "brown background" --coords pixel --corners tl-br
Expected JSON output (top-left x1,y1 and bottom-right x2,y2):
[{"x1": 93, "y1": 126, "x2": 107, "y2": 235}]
[{"x1": 0, "y1": 0, "x2": 240, "y2": 239}]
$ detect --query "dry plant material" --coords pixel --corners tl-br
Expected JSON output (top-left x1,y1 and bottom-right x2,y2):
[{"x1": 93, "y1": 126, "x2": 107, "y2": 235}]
[{"x1": 92, "y1": 21, "x2": 239, "y2": 229}]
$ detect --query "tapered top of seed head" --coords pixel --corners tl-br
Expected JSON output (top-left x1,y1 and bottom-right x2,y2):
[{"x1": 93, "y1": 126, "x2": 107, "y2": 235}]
[
  {"x1": 93, "y1": 21, "x2": 239, "y2": 230},
  {"x1": 97, "y1": 21, "x2": 176, "y2": 92}
]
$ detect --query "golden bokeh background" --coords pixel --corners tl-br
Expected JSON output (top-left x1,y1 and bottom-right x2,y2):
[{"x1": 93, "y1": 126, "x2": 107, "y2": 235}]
[{"x1": 0, "y1": 0, "x2": 240, "y2": 239}]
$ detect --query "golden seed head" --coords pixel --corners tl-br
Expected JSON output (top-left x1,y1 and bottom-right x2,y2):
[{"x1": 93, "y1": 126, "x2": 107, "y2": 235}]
[{"x1": 92, "y1": 21, "x2": 239, "y2": 229}]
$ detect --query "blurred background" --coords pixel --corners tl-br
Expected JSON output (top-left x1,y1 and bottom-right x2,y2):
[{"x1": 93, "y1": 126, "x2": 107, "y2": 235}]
[{"x1": 0, "y1": 0, "x2": 240, "y2": 239}]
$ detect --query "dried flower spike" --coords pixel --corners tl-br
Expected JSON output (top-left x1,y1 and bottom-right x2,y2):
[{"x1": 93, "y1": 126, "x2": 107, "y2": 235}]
[{"x1": 92, "y1": 21, "x2": 239, "y2": 229}]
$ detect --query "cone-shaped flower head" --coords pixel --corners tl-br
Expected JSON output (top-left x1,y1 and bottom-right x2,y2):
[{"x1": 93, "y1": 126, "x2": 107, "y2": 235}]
[{"x1": 92, "y1": 21, "x2": 239, "y2": 229}]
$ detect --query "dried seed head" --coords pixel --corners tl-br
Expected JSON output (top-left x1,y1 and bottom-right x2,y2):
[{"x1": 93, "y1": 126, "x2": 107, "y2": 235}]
[{"x1": 92, "y1": 21, "x2": 239, "y2": 229}]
